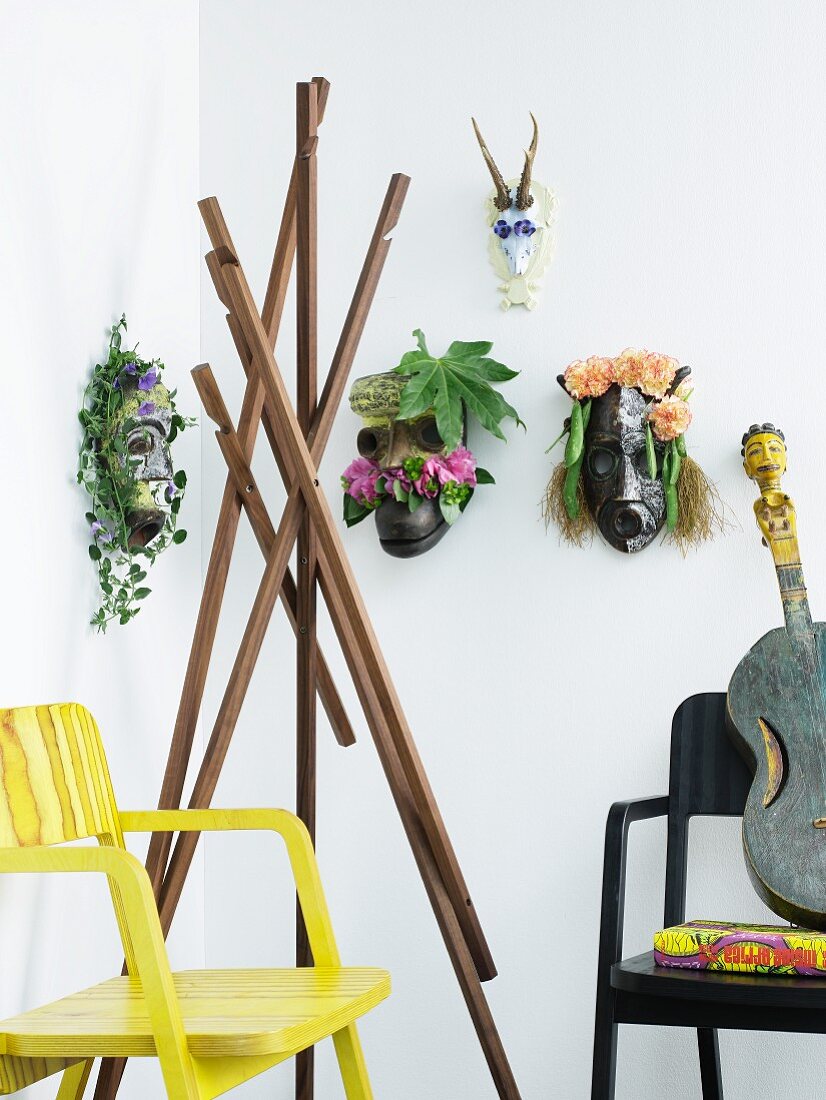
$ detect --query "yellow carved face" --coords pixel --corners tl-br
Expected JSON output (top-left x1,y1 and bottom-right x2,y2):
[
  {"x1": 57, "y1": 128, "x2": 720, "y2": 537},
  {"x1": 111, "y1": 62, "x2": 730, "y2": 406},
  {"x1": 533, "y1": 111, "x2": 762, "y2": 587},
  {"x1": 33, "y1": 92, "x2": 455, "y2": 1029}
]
[{"x1": 743, "y1": 432, "x2": 787, "y2": 483}]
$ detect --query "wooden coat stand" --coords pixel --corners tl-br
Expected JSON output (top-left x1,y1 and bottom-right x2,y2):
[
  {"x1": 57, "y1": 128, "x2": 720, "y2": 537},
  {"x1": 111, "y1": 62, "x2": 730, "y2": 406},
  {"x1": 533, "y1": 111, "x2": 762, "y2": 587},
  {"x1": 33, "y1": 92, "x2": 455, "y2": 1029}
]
[{"x1": 94, "y1": 78, "x2": 521, "y2": 1100}]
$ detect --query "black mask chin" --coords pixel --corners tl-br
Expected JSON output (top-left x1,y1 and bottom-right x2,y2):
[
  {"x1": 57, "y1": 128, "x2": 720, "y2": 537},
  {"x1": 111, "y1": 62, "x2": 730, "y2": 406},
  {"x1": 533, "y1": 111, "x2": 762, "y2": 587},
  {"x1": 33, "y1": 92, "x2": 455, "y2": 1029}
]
[{"x1": 375, "y1": 497, "x2": 448, "y2": 558}]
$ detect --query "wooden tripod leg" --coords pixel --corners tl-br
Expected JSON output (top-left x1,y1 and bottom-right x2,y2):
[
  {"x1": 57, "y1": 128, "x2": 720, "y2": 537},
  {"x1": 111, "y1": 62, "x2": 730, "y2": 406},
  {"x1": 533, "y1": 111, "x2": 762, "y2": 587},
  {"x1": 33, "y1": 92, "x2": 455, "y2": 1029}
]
[
  {"x1": 295, "y1": 79, "x2": 319, "y2": 1100},
  {"x1": 151, "y1": 174, "x2": 410, "y2": 946},
  {"x1": 215, "y1": 246, "x2": 497, "y2": 981}
]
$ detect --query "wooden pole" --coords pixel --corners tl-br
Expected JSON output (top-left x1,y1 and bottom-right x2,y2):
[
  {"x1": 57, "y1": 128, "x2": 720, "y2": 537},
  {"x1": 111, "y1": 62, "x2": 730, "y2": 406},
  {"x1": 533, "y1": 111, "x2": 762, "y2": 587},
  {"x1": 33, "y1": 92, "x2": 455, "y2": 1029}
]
[{"x1": 295, "y1": 80, "x2": 319, "y2": 1100}]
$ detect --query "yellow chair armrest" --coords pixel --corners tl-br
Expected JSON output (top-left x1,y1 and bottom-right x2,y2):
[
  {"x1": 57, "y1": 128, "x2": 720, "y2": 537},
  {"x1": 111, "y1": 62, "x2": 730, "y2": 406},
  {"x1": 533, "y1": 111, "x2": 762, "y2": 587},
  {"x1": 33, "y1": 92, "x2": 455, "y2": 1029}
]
[
  {"x1": 0, "y1": 845, "x2": 197, "y2": 1093},
  {"x1": 119, "y1": 809, "x2": 342, "y2": 966}
]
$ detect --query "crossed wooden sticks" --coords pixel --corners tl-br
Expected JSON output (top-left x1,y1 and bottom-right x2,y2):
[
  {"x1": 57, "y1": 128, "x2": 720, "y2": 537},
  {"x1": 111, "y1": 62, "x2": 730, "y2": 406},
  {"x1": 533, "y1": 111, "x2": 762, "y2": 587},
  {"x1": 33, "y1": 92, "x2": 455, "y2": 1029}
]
[{"x1": 94, "y1": 78, "x2": 521, "y2": 1100}]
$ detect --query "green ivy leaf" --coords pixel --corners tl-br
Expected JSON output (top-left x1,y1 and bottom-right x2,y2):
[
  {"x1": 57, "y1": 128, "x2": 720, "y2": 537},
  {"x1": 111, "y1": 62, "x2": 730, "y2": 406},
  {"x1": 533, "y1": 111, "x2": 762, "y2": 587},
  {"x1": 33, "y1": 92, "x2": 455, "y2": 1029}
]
[
  {"x1": 88, "y1": 545, "x2": 102, "y2": 561},
  {"x1": 172, "y1": 529, "x2": 187, "y2": 544},
  {"x1": 475, "y1": 467, "x2": 495, "y2": 485},
  {"x1": 393, "y1": 330, "x2": 522, "y2": 451},
  {"x1": 173, "y1": 470, "x2": 187, "y2": 490},
  {"x1": 134, "y1": 588, "x2": 151, "y2": 600}
]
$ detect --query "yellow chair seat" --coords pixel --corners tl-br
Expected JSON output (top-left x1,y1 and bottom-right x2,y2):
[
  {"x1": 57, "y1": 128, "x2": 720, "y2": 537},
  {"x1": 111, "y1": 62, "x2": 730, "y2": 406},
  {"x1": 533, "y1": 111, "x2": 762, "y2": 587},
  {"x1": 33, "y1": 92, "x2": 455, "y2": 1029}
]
[{"x1": 0, "y1": 968, "x2": 390, "y2": 1060}]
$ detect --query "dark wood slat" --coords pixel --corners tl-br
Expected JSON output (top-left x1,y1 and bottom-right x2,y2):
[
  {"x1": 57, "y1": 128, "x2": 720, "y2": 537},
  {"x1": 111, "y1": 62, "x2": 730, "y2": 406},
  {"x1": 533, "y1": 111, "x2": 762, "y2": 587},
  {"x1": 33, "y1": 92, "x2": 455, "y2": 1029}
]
[{"x1": 295, "y1": 79, "x2": 319, "y2": 1100}]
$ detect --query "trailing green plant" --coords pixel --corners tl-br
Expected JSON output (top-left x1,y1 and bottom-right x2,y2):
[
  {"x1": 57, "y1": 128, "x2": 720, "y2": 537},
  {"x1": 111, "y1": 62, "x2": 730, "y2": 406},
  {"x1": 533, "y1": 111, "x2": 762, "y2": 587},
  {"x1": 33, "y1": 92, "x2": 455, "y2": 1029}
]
[{"x1": 77, "y1": 316, "x2": 195, "y2": 631}]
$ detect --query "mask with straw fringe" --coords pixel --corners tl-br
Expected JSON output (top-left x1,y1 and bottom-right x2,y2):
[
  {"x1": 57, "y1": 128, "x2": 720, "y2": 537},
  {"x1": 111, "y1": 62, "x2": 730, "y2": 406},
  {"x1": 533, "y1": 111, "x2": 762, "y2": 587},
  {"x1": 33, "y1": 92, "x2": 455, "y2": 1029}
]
[{"x1": 543, "y1": 349, "x2": 725, "y2": 554}]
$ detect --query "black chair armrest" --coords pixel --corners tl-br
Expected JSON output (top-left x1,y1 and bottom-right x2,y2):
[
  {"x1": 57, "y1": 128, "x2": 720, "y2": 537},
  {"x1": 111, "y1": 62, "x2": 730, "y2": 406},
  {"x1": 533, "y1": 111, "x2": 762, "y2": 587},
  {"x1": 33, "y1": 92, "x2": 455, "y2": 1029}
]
[{"x1": 597, "y1": 796, "x2": 669, "y2": 969}]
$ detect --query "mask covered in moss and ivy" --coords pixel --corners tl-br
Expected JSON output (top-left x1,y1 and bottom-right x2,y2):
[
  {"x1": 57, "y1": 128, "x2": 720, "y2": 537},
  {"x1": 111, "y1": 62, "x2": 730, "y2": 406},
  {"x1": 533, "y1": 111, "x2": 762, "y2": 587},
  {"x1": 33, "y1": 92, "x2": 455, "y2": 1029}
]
[
  {"x1": 543, "y1": 349, "x2": 723, "y2": 554},
  {"x1": 78, "y1": 316, "x2": 194, "y2": 630},
  {"x1": 342, "y1": 330, "x2": 522, "y2": 558}
]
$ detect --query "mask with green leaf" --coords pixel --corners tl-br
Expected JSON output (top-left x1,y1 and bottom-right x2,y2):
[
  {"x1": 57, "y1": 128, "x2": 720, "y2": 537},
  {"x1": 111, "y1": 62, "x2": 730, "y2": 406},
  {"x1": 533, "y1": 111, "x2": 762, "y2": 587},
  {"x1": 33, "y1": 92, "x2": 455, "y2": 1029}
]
[
  {"x1": 342, "y1": 330, "x2": 523, "y2": 558},
  {"x1": 77, "y1": 316, "x2": 195, "y2": 630}
]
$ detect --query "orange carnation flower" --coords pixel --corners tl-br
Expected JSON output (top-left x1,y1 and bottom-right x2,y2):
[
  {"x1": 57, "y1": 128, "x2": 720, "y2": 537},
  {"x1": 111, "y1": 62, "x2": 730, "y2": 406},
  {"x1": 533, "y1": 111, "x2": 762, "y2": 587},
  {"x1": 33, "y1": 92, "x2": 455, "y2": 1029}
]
[
  {"x1": 614, "y1": 347, "x2": 679, "y2": 398},
  {"x1": 563, "y1": 355, "x2": 615, "y2": 400},
  {"x1": 648, "y1": 395, "x2": 692, "y2": 441}
]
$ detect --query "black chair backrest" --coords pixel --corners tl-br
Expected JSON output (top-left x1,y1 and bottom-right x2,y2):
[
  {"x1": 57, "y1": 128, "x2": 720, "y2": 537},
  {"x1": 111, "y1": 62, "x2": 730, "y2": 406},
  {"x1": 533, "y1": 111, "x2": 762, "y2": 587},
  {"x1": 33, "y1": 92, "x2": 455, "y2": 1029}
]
[{"x1": 663, "y1": 692, "x2": 752, "y2": 926}]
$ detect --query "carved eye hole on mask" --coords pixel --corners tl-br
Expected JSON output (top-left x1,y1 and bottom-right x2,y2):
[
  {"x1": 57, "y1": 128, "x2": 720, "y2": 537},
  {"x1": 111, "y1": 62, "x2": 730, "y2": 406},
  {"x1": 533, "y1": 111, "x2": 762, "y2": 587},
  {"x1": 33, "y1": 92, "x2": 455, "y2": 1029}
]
[
  {"x1": 127, "y1": 432, "x2": 153, "y2": 457},
  {"x1": 588, "y1": 446, "x2": 618, "y2": 481},
  {"x1": 357, "y1": 428, "x2": 382, "y2": 459},
  {"x1": 634, "y1": 446, "x2": 661, "y2": 479},
  {"x1": 415, "y1": 417, "x2": 444, "y2": 453}
]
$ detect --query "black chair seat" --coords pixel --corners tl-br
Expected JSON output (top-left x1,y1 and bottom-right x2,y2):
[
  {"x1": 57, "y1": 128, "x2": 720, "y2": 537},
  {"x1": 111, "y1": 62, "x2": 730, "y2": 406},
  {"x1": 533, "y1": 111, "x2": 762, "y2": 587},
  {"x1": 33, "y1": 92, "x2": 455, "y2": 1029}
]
[{"x1": 612, "y1": 951, "x2": 826, "y2": 1009}]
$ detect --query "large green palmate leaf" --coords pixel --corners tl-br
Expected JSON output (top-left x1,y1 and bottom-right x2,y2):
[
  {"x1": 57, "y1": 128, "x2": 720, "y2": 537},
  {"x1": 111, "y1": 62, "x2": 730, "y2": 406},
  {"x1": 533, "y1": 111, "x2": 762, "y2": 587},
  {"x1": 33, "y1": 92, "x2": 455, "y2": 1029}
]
[{"x1": 393, "y1": 330, "x2": 523, "y2": 451}]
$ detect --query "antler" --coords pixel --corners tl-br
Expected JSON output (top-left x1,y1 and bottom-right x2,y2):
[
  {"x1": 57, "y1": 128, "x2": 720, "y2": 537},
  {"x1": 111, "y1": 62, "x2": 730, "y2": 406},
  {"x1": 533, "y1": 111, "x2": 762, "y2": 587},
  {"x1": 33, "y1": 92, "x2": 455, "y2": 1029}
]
[
  {"x1": 515, "y1": 113, "x2": 539, "y2": 211},
  {"x1": 471, "y1": 117, "x2": 511, "y2": 212}
]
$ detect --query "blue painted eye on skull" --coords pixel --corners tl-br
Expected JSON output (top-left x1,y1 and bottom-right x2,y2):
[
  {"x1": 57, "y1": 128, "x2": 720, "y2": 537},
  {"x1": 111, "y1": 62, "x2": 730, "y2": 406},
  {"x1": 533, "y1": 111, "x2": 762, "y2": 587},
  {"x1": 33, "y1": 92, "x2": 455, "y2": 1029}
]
[{"x1": 493, "y1": 219, "x2": 536, "y2": 240}]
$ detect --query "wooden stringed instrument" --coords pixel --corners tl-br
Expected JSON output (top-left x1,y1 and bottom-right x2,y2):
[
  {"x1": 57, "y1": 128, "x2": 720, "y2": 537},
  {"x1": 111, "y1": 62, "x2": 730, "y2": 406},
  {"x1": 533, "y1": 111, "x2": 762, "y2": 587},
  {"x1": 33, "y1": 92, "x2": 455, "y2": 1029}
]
[{"x1": 727, "y1": 425, "x2": 826, "y2": 928}]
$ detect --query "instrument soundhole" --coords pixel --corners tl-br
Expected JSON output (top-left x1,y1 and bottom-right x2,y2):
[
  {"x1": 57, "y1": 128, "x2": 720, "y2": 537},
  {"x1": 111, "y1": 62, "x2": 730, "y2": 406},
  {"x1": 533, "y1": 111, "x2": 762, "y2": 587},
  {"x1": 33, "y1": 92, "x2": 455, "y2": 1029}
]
[{"x1": 758, "y1": 717, "x2": 787, "y2": 808}]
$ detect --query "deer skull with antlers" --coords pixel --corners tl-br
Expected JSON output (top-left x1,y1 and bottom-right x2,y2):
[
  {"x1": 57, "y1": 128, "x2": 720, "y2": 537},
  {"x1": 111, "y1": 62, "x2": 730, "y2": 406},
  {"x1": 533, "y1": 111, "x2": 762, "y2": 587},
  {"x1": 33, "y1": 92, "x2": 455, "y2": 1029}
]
[{"x1": 472, "y1": 113, "x2": 557, "y2": 310}]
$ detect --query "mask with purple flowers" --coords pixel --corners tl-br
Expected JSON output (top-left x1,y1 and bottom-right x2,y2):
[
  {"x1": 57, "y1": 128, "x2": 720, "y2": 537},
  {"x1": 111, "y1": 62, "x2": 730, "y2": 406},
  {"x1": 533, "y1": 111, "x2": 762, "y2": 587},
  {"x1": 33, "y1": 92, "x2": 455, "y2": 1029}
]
[{"x1": 78, "y1": 315, "x2": 195, "y2": 630}]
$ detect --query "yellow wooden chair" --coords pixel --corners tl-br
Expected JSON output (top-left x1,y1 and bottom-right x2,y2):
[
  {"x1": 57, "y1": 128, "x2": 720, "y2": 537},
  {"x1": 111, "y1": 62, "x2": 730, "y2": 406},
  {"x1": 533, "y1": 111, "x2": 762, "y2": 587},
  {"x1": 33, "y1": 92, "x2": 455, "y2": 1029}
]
[{"x1": 0, "y1": 703, "x2": 389, "y2": 1098}]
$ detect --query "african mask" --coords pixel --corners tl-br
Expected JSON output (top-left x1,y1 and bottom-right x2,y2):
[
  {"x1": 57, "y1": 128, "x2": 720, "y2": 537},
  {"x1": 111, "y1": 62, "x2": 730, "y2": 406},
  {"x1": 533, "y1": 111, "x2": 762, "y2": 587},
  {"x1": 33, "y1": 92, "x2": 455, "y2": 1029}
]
[
  {"x1": 544, "y1": 349, "x2": 724, "y2": 553},
  {"x1": 341, "y1": 331, "x2": 521, "y2": 558},
  {"x1": 107, "y1": 378, "x2": 174, "y2": 547},
  {"x1": 78, "y1": 316, "x2": 193, "y2": 630},
  {"x1": 582, "y1": 385, "x2": 666, "y2": 552},
  {"x1": 346, "y1": 373, "x2": 461, "y2": 557},
  {"x1": 472, "y1": 114, "x2": 557, "y2": 311}
]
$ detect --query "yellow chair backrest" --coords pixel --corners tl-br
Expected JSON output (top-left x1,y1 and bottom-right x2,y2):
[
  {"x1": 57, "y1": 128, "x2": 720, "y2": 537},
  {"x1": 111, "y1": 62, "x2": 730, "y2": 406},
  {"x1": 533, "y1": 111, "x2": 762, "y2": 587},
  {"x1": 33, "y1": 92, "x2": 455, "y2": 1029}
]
[
  {"x1": 0, "y1": 703, "x2": 124, "y2": 850},
  {"x1": 0, "y1": 703, "x2": 137, "y2": 981}
]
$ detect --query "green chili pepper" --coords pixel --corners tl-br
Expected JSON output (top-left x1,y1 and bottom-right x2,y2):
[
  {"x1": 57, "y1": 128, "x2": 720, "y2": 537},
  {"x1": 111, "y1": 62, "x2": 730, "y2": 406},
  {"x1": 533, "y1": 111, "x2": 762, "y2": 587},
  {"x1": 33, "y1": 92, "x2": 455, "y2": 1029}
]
[
  {"x1": 676, "y1": 434, "x2": 687, "y2": 458},
  {"x1": 564, "y1": 401, "x2": 584, "y2": 469},
  {"x1": 581, "y1": 398, "x2": 592, "y2": 432},
  {"x1": 563, "y1": 452, "x2": 585, "y2": 520},
  {"x1": 666, "y1": 483, "x2": 678, "y2": 531},
  {"x1": 669, "y1": 440, "x2": 681, "y2": 486},
  {"x1": 645, "y1": 421, "x2": 657, "y2": 480}
]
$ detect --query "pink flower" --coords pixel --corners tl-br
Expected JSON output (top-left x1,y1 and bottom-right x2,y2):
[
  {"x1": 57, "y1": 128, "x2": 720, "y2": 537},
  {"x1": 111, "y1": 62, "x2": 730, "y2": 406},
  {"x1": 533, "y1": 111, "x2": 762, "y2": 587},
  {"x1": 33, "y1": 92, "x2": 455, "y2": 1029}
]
[
  {"x1": 413, "y1": 456, "x2": 443, "y2": 498},
  {"x1": 563, "y1": 356, "x2": 615, "y2": 399},
  {"x1": 614, "y1": 348, "x2": 679, "y2": 398},
  {"x1": 342, "y1": 456, "x2": 382, "y2": 505},
  {"x1": 380, "y1": 466, "x2": 412, "y2": 494},
  {"x1": 648, "y1": 395, "x2": 693, "y2": 441},
  {"x1": 442, "y1": 446, "x2": 477, "y2": 487}
]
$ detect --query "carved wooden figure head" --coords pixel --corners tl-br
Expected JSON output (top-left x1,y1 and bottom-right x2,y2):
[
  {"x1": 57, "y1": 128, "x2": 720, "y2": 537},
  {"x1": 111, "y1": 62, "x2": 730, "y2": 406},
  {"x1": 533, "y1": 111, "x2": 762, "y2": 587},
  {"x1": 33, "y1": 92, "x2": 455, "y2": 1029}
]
[{"x1": 742, "y1": 423, "x2": 787, "y2": 491}]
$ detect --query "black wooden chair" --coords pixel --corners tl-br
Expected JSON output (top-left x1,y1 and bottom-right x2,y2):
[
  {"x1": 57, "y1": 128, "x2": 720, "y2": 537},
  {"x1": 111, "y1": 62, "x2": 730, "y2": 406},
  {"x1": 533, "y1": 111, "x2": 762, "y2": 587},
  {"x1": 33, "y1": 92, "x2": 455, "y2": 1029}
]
[{"x1": 592, "y1": 691, "x2": 826, "y2": 1099}]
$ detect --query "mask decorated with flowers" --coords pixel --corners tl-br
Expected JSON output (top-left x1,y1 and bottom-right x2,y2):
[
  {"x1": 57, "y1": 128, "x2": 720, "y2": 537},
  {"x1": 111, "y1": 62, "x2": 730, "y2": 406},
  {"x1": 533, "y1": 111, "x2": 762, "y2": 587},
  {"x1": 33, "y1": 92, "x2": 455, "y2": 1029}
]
[
  {"x1": 471, "y1": 114, "x2": 557, "y2": 311},
  {"x1": 543, "y1": 349, "x2": 723, "y2": 553},
  {"x1": 342, "y1": 330, "x2": 522, "y2": 558},
  {"x1": 77, "y1": 316, "x2": 195, "y2": 630}
]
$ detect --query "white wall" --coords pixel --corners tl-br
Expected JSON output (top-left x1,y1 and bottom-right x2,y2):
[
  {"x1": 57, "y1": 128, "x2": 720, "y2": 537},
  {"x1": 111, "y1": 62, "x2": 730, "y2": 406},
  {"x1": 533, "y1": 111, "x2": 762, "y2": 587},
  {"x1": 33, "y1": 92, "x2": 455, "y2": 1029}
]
[
  {"x1": 0, "y1": 2, "x2": 201, "y2": 1096},
  {"x1": 198, "y1": 2, "x2": 826, "y2": 1098}
]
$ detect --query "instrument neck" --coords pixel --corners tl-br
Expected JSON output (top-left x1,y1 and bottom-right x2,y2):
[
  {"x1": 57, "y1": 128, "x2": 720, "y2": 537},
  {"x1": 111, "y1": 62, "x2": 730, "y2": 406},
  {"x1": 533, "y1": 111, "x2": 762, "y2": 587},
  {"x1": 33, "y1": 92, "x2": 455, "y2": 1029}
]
[{"x1": 776, "y1": 560, "x2": 814, "y2": 640}]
